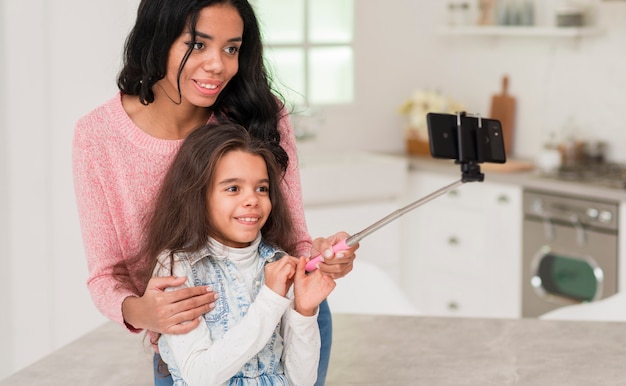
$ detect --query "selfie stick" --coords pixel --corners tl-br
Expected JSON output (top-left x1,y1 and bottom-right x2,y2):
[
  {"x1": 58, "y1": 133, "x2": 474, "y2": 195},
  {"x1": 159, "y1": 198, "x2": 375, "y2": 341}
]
[
  {"x1": 305, "y1": 179, "x2": 465, "y2": 271},
  {"x1": 304, "y1": 111, "x2": 485, "y2": 272}
]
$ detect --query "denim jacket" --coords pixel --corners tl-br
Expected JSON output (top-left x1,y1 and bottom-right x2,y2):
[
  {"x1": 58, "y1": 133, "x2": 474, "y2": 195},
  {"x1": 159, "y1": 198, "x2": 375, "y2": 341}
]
[{"x1": 157, "y1": 236, "x2": 320, "y2": 386}]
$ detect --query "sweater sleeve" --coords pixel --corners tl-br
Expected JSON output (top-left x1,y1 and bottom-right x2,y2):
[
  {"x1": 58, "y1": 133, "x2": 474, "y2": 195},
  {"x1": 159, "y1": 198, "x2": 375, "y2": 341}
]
[
  {"x1": 72, "y1": 118, "x2": 139, "y2": 330},
  {"x1": 277, "y1": 110, "x2": 313, "y2": 257}
]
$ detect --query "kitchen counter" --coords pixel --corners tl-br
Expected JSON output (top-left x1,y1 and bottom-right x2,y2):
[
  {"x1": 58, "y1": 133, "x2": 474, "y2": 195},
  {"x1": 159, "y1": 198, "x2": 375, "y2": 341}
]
[
  {"x1": 3, "y1": 314, "x2": 626, "y2": 385},
  {"x1": 329, "y1": 314, "x2": 626, "y2": 385},
  {"x1": 407, "y1": 155, "x2": 626, "y2": 203},
  {"x1": 0, "y1": 322, "x2": 154, "y2": 386}
]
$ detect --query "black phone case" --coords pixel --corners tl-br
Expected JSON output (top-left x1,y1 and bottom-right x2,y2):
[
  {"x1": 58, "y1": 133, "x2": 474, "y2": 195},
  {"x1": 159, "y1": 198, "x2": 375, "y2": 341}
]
[{"x1": 426, "y1": 112, "x2": 506, "y2": 164}]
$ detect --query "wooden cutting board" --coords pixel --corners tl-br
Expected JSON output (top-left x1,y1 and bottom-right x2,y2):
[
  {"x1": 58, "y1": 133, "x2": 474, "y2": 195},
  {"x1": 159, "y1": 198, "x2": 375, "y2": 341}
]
[
  {"x1": 489, "y1": 75, "x2": 515, "y2": 156},
  {"x1": 482, "y1": 158, "x2": 535, "y2": 173}
]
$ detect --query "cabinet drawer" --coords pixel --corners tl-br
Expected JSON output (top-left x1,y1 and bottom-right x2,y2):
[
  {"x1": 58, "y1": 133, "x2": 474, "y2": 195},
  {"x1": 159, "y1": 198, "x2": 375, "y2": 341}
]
[
  {"x1": 415, "y1": 205, "x2": 488, "y2": 275},
  {"x1": 421, "y1": 270, "x2": 488, "y2": 317}
]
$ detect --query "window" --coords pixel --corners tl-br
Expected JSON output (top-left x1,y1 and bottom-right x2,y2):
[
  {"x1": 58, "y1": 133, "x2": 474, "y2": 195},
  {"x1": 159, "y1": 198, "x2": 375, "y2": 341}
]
[{"x1": 252, "y1": 0, "x2": 354, "y2": 107}]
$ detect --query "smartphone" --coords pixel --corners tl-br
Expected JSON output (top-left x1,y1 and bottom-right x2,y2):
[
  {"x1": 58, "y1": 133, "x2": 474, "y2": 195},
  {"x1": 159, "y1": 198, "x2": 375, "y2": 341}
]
[{"x1": 426, "y1": 112, "x2": 506, "y2": 164}]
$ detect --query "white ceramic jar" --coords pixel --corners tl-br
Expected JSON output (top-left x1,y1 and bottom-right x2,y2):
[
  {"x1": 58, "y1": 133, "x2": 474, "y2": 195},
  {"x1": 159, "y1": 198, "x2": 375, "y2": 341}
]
[{"x1": 536, "y1": 147, "x2": 562, "y2": 175}]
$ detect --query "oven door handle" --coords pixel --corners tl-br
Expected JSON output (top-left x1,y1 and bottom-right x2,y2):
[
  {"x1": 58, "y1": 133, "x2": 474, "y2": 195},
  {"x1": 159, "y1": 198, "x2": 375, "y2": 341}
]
[
  {"x1": 570, "y1": 214, "x2": 587, "y2": 246},
  {"x1": 542, "y1": 217, "x2": 555, "y2": 241}
]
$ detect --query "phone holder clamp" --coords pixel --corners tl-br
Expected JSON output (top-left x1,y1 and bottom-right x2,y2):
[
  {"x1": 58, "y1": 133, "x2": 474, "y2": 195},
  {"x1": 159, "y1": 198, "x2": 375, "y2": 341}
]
[{"x1": 454, "y1": 111, "x2": 485, "y2": 183}]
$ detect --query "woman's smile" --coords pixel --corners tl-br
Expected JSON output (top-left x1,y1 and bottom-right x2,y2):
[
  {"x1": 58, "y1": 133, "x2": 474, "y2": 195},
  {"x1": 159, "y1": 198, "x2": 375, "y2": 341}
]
[{"x1": 193, "y1": 79, "x2": 222, "y2": 96}]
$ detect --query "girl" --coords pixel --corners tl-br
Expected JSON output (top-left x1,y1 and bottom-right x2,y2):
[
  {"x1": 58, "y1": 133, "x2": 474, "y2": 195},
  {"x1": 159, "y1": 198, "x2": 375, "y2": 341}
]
[
  {"x1": 72, "y1": 1, "x2": 358, "y2": 384},
  {"x1": 142, "y1": 123, "x2": 335, "y2": 385}
]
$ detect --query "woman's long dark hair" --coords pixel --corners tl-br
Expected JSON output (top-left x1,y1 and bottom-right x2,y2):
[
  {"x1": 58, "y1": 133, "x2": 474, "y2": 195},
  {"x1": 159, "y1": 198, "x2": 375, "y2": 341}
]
[
  {"x1": 116, "y1": 0, "x2": 288, "y2": 171},
  {"x1": 119, "y1": 123, "x2": 295, "y2": 292}
]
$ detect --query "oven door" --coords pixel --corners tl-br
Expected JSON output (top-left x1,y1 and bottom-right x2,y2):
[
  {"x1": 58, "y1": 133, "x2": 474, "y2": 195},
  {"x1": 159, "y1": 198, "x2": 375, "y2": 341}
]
[
  {"x1": 522, "y1": 220, "x2": 618, "y2": 318},
  {"x1": 531, "y1": 246, "x2": 604, "y2": 303}
]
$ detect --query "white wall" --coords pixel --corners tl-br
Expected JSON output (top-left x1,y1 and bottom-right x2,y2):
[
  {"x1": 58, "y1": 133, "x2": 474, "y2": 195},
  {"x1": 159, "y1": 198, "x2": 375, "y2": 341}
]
[
  {"x1": 0, "y1": 0, "x2": 8, "y2": 379},
  {"x1": 2, "y1": 0, "x2": 51, "y2": 377},
  {"x1": 1, "y1": 0, "x2": 626, "y2": 380},
  {"x1": 0, "y1": 0, "x2": 139, "y2": 379},
  {"x1": 305, "y1": 0, "x2": 626, "y2": 164}
]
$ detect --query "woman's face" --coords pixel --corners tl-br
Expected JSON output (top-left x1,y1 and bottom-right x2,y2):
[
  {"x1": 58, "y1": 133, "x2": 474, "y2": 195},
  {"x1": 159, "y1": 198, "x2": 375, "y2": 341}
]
[
  {"x1": 207, "y1": 150, "x2": 272, "y2": 248},
  {"x1": 158, "y1": 4, "x2": 244, "y2": 108}
]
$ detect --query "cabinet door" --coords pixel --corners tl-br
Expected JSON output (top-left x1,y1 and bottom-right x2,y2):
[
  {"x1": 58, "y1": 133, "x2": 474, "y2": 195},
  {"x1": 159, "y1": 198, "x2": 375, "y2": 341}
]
[{"x1": 402, "y1": 170, "x2": 522, "y2": 318}]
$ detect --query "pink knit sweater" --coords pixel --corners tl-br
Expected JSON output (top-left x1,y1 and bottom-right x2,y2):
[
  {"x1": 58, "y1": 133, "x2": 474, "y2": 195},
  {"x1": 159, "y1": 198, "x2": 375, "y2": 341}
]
[{"x1": 72, "y1": 93, "x2": 312, "y2": 330}]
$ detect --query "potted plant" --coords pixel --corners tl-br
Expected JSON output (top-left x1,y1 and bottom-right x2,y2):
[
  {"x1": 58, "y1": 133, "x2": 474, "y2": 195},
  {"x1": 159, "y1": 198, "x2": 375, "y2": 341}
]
[{"x1": 398, "y1": 90, "x2": 466, "y2": 155}]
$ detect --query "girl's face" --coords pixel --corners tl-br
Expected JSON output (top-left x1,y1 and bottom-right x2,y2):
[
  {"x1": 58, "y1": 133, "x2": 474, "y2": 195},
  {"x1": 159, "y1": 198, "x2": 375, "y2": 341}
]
[
  {"x1": 158, "y1": 4, "x2": 243, "y2": 108},
  {"x1": 208, "y1": 150, "x2": 272, "y2": 248}
]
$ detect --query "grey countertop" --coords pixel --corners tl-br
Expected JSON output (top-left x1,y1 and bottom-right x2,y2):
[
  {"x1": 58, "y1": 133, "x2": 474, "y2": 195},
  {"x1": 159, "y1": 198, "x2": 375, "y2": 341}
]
[
  {"x1": 0, "y1": 321, "x2": 154, "y2": 386},
  {"x1": 3, "y1": 314, "x2": 626, "y2": 385},
  {"x1": 328, "y1": 314, "x2": 626, "y2": 385},
  {"x1": 407, "y1": 155, "x2": 626, "y2": 203}
]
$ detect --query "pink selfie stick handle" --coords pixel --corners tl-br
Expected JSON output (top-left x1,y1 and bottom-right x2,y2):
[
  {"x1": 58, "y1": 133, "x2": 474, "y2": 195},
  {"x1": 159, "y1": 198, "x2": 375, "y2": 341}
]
[{"x1": 305, "y1": 238, "x2": 350, "y2": 272}]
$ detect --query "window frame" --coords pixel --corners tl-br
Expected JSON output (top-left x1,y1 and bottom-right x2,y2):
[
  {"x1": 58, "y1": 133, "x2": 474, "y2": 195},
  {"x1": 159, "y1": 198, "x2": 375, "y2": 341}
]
[{"x1": 254, "y1": 0, "x2": 355, "y2": 107}]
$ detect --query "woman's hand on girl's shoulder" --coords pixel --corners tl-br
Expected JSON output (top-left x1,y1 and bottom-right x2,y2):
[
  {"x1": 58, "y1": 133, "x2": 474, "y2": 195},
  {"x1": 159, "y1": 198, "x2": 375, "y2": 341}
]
[{"x1": 122, "y1": 276, "x2": 218, "y2": 334}]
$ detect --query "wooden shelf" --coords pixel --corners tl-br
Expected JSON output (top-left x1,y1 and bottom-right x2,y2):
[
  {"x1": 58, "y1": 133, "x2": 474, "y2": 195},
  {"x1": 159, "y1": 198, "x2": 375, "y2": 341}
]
[{"x1": 439, "y1": 26, "x2": 604, "y2": 38}]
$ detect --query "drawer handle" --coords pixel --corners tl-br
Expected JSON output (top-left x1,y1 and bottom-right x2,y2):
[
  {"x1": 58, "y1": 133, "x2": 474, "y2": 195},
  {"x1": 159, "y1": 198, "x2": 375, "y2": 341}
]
[
  {"x1": 447, "y1": 236, "x2": 459, "y2": 245},
  {"x1": 447, "y1": 301, "x2": 459, "y2": 311}
]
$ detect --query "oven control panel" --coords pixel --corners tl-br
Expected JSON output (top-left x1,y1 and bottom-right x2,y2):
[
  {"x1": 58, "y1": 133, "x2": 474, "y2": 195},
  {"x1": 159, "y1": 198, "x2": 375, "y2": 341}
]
[{"x1": 524, "y1": 189, "x2": 618, "y2": 232}]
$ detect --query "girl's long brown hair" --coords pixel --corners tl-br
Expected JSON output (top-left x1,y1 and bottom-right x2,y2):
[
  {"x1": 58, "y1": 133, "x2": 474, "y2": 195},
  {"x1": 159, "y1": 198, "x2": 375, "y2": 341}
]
[{"x1": 116, "y1": 123, "x2": 295, "y2": 292}]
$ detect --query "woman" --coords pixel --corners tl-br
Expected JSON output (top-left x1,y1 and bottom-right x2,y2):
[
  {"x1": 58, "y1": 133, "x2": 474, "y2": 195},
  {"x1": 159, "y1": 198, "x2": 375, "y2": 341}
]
[{"x1": 72, "y1": 1, "x2": 357, "y2": 385}]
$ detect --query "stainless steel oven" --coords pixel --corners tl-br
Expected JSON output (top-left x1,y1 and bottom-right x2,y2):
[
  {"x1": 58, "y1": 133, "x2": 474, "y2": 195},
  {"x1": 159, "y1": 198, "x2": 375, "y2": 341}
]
[{"x1": 522, "y1": 189, "x2": 618, "y2": 317}]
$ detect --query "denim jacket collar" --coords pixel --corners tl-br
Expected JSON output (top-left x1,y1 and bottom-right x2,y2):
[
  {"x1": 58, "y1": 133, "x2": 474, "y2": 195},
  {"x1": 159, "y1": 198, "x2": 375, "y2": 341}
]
[{"x1": 173, "y1": 233, "x2": 286, "y2": 266}]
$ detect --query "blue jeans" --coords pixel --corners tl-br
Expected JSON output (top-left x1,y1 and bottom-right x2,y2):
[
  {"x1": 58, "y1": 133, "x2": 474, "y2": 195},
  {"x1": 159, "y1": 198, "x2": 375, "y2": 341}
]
[
  {"x1": 153, "y1": 299, "x2": 332, "y2": 385},
  {"x1": 315, "y1": 299, "x2": 332, "y2": 386},
  {"x1": 153, "y1": 353, "x2": 173, "y2": 386}
]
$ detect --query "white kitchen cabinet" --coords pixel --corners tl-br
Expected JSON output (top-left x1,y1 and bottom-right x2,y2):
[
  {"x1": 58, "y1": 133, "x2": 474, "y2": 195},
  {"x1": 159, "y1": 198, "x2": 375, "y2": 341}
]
[{"x1": 401, "y1": 170, "x2": 522, "y2": 318}]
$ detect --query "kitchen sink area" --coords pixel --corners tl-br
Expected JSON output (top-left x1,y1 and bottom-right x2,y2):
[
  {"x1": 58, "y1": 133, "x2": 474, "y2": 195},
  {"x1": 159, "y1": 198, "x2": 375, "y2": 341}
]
[{"x1": 298, "y1": 151, "x2": 409, "y2": 206}]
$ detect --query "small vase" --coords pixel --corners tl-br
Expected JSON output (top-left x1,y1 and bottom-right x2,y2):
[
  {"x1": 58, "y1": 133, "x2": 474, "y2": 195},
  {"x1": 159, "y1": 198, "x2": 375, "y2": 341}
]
[{"x1": 405, "y1": 131, "x2": 431, "y2": 156}]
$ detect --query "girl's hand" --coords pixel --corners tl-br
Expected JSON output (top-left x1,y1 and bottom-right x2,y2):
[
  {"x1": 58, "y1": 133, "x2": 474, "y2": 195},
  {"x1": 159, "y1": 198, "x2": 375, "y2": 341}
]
[
  {"x1": 264, "y1": 255, "x2": 298, "y2": 297},
  {"x1": 122, "y1": 276, "x2": 217, "y2": 334},
  {"x1": 310, "y1": 231, "x2": 359, "y2": 279},
  {"x1": 294, "y1": 257, "x2": 336, "y2": 316}
]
